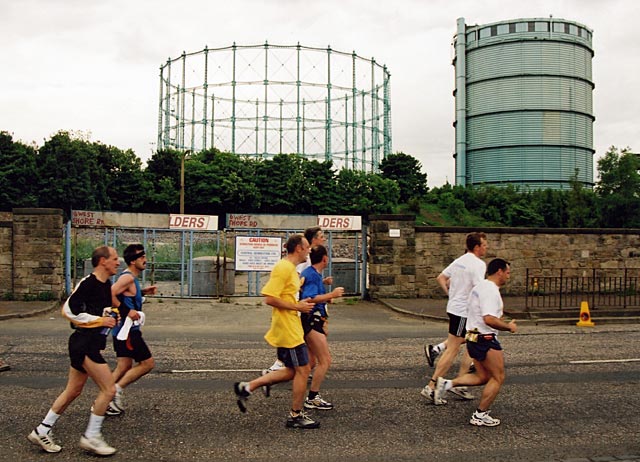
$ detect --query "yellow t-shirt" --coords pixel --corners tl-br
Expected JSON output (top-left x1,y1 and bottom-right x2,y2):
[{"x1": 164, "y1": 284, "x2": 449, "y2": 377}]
[{"x1": 261, "y1": 258, "x2": 304, "y2": 348}]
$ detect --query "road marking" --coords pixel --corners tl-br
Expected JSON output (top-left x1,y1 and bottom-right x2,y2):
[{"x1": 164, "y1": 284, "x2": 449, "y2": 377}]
[
  {"x1": 171, "y1": 369, "x2": 263, "y2": 373},
  {"x1": 569, "y1": 358, "x2": 640, "y2": 364}
]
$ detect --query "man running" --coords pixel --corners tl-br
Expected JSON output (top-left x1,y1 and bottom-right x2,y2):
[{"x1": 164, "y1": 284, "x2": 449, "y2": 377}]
[
  {"x1": 108, "y1": 244, "x2": 157, "y2": 415},
  {"x1": 434, "y1": 258, "x2": 517, "y2": 426}
]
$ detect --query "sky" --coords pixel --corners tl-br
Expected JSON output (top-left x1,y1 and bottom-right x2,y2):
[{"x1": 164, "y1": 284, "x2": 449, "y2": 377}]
[{"x1": 1, "y1": 0, "x2": 639, "y2": 188}]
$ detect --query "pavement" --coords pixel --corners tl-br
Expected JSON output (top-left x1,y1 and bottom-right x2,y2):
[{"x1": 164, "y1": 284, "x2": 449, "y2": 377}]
[{"x1": 2, "y1": 296, "x2": 639, "y2": 325}]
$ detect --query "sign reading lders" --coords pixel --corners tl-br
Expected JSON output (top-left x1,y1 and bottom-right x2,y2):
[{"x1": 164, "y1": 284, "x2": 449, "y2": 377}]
[{"x1": 317, "y1": 215, "x2": 362, "y2": 231}]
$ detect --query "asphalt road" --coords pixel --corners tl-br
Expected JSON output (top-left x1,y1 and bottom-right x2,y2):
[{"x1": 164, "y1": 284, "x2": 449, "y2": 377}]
[{"x1": 1, "y1": 298, "x2": 639, "y2": 462}]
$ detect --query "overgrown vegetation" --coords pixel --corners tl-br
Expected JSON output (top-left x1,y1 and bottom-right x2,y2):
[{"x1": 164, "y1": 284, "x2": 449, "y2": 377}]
[{"x1": 1, "y1": 130, "x2": 637, "y2": 228}]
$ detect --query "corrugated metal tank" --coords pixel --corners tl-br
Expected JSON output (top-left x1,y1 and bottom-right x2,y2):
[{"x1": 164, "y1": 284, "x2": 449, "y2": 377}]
[{"x1": 453, "y1": 17, "x2": 595, "y2": 190}]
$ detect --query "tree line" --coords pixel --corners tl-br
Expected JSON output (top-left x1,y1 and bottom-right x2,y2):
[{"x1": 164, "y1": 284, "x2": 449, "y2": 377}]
[{"x1": 0, "y1": 130, "x2": 637, "y2": 228}]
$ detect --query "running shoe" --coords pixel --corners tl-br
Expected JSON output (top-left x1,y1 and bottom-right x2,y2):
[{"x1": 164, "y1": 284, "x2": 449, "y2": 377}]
[
  {"x1": 267, "y1": 359, "x2": 285, "y2": 372},
  {"x1": 234, "y1": 381, "x2": 251, "y2": 413},
  {"x1": 113, "y1": 389, "x2": 124, "y2": 409},
  {"x1": 27, "y1": 429, "x2": 62, "y2": 453},
  {"x1": 79, "y1": 433, "x2": 117, "y2": 456},
  {"x1": 419, "y1": 386, "x2": 447, "y2": 405},
  {"x1": 449, "y1": 386, "x2": 474, "y2": 400},
  {"x1": 470, "y1": 409, "x2": 501, "y2": 427},
  {"x1": 304, "y1": 394, "x2": 333, "y2": 410},
  {"x1": 105, "y1": 401, "x2": 123, "y2": 416},
  {"x1": 433, "y1": 377, "x2": 448, "y2": 405},
  {"x1": 424, "y1": 344, "x2": 439, "y2": 367},
  {"x1": 259, "y1": 370, "x2": 272, "y2": 397},
  {"x1": 285, "y1": 410, "x2": 320, "y2": 429}
]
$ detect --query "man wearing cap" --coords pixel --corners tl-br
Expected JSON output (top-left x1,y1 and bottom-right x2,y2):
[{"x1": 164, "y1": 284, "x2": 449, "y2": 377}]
[{"x1": 108, "y1": 244, "x2": 157, "y2": 416}]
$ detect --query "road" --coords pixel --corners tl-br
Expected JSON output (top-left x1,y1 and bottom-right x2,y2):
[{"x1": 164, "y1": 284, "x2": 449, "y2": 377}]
[{"x1": 1, "y1": 298, "x2": 639, "y2": 461}]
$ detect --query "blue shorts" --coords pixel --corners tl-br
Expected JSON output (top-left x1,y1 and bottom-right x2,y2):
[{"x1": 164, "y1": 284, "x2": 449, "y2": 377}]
[
  {"x1": 277, "y1": 344, "x2": 309, "y2": 368},
  {"x1": 466, "y1": 334, "x2": 502, "y2": 361}
]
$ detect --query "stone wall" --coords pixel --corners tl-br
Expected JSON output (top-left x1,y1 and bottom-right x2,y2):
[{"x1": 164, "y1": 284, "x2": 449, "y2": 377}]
[
  {"x1": 368, "y1": 215, "x2": 640, "y2": 299},
  {"x1": 0, "y1": 209, "x2": 64, "y2": 299}
]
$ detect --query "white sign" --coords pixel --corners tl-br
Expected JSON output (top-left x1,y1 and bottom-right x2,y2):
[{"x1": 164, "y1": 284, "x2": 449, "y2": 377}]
[
  {"x1": 72, "y1": 210, "x2": 168, "y2": 228},
  {"x1": 169, "y1": 214, "x2": 218, "y2": 231},
  {"x1": 226, "y1": 213, "x2": 316, "y2": 230},
  {"x1": 389, "y1": 229, "x2": 401, "y2": 237},
  {"x1": 317, "y1": 215, "x2": 362, "y2": 231},
  {"x1": 235, "y1": 236, "x2": 283, "y2": 271}
]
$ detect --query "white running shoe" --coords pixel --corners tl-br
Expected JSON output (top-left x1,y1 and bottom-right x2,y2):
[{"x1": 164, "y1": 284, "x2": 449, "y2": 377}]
[
  {"x1": 267, "y1": 359, "x2": 285, "y2": 372},
  {"x1": 420, "y1": 386, "x2": 447, "y2": 405},
  {"x1": 470, "y1": 410, "x2": 501, "y2": 427},
  {"x1": 449, "y1": 386, "x2": 474, "y2": 400},
  {"x1": 79, "y1": 433, "x2": 117, "y2": 456},
  {"x1": 28, "y1": 429, "x2": 62, "y2": 453},
  {"x1": 433, "y1": 377, "x2": 448, "y2": 405}
]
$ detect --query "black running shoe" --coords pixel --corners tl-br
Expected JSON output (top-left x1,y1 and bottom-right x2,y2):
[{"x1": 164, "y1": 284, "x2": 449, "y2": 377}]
[
  {"x1": 234, "y1": 382, "x2": 251, "y2": 413},
  {"x1": 285, "y1": 411, "x2": 320, "y2": 429},
  {"x1": 424, "y1": 344, "x2": 438, "y2": 367}
]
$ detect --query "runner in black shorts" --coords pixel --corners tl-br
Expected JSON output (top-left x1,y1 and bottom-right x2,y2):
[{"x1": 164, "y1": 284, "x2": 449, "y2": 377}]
[
  {"x1": 109, "y1": 244, "x2": 157, "y2": 416},
  {"x1": 28, "y1": 246, "x2": 120, "y2": 456}
]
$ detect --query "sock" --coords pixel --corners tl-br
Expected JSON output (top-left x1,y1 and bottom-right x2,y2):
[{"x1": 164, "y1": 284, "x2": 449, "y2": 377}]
[
  {"x1": 37, "y1": 410, "x2": 60, "y2": 434},
  {"x1": 475, "y1": 408, "x2": 487, "y2": 415},
  {"x1": 290, "y1": 409, "x2": 302, "y2": 417},
  {"x1": 308, "y1": 391, "x2": 318, "y2": 400},
  {"x1": 443, "y1": 379, "x2": 453, "y2": 392},
  {"x1": 115, "y1": 384, "x2": 123, "y2": 395},
  {"x1": 434, "y1": 342, "x2": 446, "y2": 354},
  {"x1": 84, "y1": 413, "x2": 105, "y2": 439}
]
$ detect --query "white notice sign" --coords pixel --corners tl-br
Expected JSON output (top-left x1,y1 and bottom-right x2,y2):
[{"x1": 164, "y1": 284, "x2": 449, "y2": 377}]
[{"x1": 235, "y1": 236, "x2": 283, "y2": 271}]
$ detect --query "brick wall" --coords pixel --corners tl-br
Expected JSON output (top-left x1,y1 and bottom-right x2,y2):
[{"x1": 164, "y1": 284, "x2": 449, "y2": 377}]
[
  {"x1": 368, "y1": 215, "x2": 640, "y2": 299},
  {"x1": 0, "y1": 209, "x2": 64, "y2": 299}
]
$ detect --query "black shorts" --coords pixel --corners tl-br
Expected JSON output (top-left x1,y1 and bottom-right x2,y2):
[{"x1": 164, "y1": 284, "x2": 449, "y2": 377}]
[
  {"x1": 113, "y1": 329, "x2": 152, "y2": 362},
  {"x1": 69, "y1": 330, "x2": 107, "y2": 373},
  {"x1": 447, "y1": 313, "x2": 467, "y2": 337},
  {"x1": 301, "y1": 313, "x2": 326, "y2": 336},
  {"x1": 466, "y1": 335, "x2": 503, "y2": 361},
  {"x1": 277, "y1": 344, "x2": 309, "y2": 368}
]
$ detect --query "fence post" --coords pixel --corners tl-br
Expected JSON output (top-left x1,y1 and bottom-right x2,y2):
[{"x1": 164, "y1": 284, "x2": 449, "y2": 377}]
[
  {"x1": 559, "y1": 268, "x2": 563, "y2": 310},
  {"x1": 525, "y1": 268, "x2": 529, "y2": 313},
  {"x1": 591, "y1": 268, "x2": 596, "y2": 310}
]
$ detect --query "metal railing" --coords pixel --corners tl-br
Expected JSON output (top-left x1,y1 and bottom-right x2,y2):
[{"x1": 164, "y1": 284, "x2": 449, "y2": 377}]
[{"x1": 525, "y1": 268, "x2": 640, "y2": 311}]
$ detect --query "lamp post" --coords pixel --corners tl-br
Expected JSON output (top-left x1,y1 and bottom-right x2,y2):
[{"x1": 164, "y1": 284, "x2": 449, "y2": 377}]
[{"x1": 179, "y1": 150, "x2": 191, "y2": 214}]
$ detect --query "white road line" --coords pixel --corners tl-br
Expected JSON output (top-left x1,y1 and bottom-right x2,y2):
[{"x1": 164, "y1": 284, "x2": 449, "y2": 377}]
[
  {"x1": 171, "y1": 369, "x2": 263, "y2": 373},
  {"x1": 569, "y1": 358, "x2": 640, "y2": 364}
]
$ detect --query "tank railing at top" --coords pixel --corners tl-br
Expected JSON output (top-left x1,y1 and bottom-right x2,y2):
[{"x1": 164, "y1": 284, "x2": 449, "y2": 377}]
[{"x1": 525, "y1": 268, "x2": 640, "y2": 311}]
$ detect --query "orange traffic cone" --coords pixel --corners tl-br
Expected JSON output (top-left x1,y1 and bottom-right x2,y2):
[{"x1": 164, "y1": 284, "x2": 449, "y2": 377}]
[{"x1": 576, "y1": 301, "x2": 595, "y2": 327}]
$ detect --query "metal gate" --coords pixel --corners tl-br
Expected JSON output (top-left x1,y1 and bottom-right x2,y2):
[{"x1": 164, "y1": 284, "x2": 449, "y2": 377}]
[{"x1": 65, "y1": 224, "x2": 368, "y2": 299}]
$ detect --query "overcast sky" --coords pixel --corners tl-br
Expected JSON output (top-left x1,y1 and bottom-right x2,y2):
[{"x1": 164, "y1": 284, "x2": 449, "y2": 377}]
[{"x1": 1, "y1": 0, "x2": 638, "y2": 187}]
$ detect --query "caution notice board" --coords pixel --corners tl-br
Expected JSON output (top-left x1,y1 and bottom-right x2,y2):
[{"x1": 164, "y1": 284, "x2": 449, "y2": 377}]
[{"x1": 235, "y1": 236, "x2": 283, "y2": 271}]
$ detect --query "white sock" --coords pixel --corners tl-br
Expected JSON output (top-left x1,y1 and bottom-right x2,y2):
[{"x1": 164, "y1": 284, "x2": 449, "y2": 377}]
[
  {"x1": 84, "y1": 413, "x2": 105, "y2": 439},
  {"x1": 443, "y1": 379, "x2": 453, "y2": 392},
  {"x1": 115, "y1": 384, "x2": 123, "y2": 395},
  {"x1": 434, "y1": 342, "x2": 446, "y2": 354},
  {"x1": 37, "y1": 410, "x2": 60, "y2": 434}
]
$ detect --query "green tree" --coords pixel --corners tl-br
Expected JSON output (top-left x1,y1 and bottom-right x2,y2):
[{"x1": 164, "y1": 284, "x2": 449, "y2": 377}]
[
  {"x1": 379, "y1": 152, "x2": 428, "y2": 202},
  {"x1": 36, "y1": 131, "x2": 105, "y2": 215},
  {"x1": 566, "y1": 170, "x2": 598, "y2": 227},
  {"x1": 94, "y1": 143, "x2": 150, "y2": 212},
  {"x1": 0, "y1": 132, "x2": 38, "y2": 210},
  {"x1": 185, "y1": 150, "x2": 260, "y2": 214},
  {"x1": 335, "y1": 169, "x2": 399, "y2": 215},
  {"x1": 595, "y1": 146, "x2": 640, "y2": 227},
  {"x1": 144, "y1": 149, "x2": 182, "y2": 213},
  {"x1": 254, "y1": 154, "x2": 308, "y2": 213}
]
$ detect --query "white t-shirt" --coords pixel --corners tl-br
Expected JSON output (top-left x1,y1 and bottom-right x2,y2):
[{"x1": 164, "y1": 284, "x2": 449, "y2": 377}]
[
  {"x1": 467, "y1": 279, "x2": 503, "y2": 336},
  {"x1": 442, "y1": 252, "x2": 486, "y2": 317}
]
